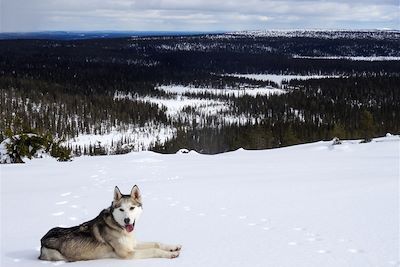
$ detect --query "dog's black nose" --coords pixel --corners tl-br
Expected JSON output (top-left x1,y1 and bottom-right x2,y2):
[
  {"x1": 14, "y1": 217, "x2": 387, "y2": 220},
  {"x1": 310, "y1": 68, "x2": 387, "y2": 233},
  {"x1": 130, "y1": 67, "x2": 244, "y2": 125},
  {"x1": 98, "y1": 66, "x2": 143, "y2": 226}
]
[{"x1": 124, "y1": 218, "x2": 130, "y2": 224}]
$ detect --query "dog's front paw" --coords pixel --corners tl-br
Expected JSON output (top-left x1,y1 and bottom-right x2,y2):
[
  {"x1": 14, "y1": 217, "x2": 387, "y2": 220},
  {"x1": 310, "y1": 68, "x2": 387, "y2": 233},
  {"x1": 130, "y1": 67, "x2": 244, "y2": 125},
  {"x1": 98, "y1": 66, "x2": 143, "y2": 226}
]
[
  {"x1": 169, "y1": 244, "x2": 182, "y2": 252},
  {"x1": 168, "y1": 251, "x2": 180, "y2": 259}
]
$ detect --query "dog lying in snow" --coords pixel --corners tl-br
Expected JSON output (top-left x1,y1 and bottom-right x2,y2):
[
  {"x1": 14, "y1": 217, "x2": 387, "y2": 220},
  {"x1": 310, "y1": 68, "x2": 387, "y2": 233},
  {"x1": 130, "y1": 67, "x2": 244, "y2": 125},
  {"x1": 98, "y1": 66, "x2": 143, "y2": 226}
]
[{"x1": 39, "y1": 185, "x2": 182, "y2": 261}]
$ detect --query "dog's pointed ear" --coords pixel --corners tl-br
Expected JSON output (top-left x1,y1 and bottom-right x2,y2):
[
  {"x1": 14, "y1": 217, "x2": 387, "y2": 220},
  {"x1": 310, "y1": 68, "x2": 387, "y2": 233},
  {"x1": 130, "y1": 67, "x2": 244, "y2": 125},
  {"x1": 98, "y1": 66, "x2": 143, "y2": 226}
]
[
  {"x1": 130, "y1": 185, "x2": 142, "y2": 202},
  {"x1": 114, "y1": 186, "x2": 122, "y2": 201}
]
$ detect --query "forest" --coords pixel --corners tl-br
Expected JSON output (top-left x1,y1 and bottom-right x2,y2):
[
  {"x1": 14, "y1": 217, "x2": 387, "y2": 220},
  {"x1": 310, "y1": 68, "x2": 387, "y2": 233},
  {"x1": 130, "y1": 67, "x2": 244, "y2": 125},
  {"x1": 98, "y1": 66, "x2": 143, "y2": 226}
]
[{"x1": 0, "y1": 31, "x2": 399, "y2": 154}]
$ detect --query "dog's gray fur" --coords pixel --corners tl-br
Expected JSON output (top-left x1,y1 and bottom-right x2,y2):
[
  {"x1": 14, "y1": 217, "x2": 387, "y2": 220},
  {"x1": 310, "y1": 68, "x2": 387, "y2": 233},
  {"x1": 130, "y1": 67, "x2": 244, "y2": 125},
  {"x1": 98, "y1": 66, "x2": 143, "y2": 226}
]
[{"x1": 39, "y1": 185, "x2": 181, "y2": 262}]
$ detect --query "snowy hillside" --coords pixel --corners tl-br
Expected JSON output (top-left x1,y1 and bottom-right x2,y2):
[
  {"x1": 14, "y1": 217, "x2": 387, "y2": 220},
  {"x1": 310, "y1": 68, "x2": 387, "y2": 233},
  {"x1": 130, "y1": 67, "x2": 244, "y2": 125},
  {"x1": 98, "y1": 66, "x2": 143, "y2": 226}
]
[{"x1": 1, "y1": 135, "x2": 399, "y2": 267}]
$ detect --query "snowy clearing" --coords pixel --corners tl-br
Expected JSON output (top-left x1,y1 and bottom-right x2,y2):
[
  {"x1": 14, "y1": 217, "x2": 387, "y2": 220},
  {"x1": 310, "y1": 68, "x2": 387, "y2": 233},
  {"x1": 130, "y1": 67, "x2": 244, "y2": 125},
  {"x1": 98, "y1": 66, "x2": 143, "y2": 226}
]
[
  {"x1": 157, "y1": 85, "x2": 286, "y2": 97},
  {"x1": 114, "y1": 91, "x2": 262, "y2": 127},
  {"x1": 65, "y1": 124, "x2": 176, "y2": 153},
  {"x1": 228, "y1": 74, "x2": 340, "y2": 87},
  {"x1": 1, "y1": 135, "x2": 399, "y2": 267}
]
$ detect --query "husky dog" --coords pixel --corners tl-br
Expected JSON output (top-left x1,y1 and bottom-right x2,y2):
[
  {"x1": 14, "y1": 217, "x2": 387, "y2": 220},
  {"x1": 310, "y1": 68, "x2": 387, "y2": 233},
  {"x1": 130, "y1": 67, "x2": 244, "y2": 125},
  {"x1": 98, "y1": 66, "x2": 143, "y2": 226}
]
[{"x1": 39, "y1": 185, "x2": 181, "y2": 262}]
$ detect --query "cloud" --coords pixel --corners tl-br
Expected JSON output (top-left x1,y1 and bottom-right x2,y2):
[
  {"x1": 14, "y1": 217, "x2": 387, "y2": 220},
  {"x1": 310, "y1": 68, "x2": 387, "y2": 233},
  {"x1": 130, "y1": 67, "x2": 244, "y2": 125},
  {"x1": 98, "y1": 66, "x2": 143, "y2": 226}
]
[{"x1": 1, "y1": 0, "x2": 398, "y2": 32}]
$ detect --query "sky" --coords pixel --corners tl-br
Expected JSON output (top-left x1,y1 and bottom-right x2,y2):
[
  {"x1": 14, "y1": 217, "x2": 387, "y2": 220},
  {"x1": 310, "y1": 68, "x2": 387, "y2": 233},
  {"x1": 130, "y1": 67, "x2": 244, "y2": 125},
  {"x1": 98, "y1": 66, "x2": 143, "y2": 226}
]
[{"x1": 0, "y1": 0, "x2": 399, "y2": 32}]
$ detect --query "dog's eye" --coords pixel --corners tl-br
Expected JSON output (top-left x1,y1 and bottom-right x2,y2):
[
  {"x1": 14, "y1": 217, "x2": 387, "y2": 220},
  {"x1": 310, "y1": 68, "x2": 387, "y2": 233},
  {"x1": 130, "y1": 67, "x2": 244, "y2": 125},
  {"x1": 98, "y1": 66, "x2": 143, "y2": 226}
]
[
  {"x1": 119, "y1": 208, "x2": 124, "y2": 212},
  {"x1": 130, "y1": 207, "x2": 135, "y2": 210}
]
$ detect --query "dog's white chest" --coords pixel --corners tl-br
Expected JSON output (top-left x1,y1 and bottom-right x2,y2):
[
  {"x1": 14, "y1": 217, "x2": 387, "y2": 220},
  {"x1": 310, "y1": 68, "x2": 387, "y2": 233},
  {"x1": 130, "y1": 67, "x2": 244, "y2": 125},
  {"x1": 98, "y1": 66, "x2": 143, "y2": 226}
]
[{"x1": 118, "y1": 234, "x2": 136, "y2": 251}]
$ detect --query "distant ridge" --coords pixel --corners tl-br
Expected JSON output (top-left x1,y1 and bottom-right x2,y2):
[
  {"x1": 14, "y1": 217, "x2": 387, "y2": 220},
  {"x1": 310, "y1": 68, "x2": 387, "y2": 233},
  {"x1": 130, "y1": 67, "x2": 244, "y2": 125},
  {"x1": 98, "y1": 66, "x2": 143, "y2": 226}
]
[{"x1": 0, "y1": 31, "x2": 225, "y2": 40}]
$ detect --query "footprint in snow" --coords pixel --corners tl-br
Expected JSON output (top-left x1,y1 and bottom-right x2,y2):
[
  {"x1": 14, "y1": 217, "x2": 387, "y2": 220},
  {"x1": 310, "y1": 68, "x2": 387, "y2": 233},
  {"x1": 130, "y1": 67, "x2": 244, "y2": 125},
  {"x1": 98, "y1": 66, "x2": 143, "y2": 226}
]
[
  {"x1": 60, "y1": 192, "x2": 71, "y2": 197},
  {"x1": 347, "y1": 248, "x2": 364, "y2": 254},
  {"x1": 288, "y1": 241, "x2": 298, "y2": 246},
  {"x1": 52, "y1": 211, "x2": 65, "y2": 216},
  {"x1": 91, "y1": 174, "x2": 98, "y2": 178},
  {"x1": 55, "y1": 201, "x2": 68, "y2": 205},
  {"x1": 317, "y1": 249, "x2": 330, "y2": 254},
  {"x1": 238, "y1": 215, "x2": 247, "y2": 220}
]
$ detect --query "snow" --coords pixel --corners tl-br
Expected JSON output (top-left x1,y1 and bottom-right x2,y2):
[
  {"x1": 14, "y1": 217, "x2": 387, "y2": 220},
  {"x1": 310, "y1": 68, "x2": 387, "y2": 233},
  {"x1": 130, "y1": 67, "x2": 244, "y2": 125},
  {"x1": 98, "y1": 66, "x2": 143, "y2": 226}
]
[
  {"x1": 229, "y1": 74, "x2": 339, "y2": 87},
  {"x1": 142, "y1": 95, "x2": 227, "y2": 117},
  {"x1": 157, "y1": 85, "x2": 286, "y2": 97},
  {"x1": 292, "y1": 55, "x2": 400, "y2": 61},
  {"x1": 114, "y1": 91, "x2": 264, "y2": 127},
  {"x1": 65, "y1": 124, "x2": 176, "y2": 153},
  {"x1": 227, "y1": 29, "x2": 400, "y2": 40},
  {"x1": 1, "y1": 135, "x2": 399, "y2": 267}
]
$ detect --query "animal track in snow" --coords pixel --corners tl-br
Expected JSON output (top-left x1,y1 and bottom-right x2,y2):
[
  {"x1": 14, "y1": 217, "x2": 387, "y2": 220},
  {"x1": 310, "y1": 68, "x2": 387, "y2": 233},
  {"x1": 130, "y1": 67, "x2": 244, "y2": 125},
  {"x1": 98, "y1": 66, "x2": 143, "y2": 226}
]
[{"x1": 347, "y1": 248, "x2": 364, "y2": 254}]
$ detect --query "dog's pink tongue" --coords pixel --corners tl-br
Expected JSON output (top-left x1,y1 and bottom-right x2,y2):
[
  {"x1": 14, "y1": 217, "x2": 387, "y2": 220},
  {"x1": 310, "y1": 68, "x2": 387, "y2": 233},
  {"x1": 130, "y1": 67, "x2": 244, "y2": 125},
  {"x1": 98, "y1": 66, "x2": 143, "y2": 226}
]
[{"x1": 125, "y1": 224, "x2": 134, "y2": 232}]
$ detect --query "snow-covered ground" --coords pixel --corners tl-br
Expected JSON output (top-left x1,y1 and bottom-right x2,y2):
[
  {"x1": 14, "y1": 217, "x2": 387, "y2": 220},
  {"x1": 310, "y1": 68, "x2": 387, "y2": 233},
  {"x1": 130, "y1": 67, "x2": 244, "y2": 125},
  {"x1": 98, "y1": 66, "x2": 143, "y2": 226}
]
[
  {"x1": 292, "y1": 55, "x2": 400, "y2": 61},
  {"x1": 1, "y1": 135, "x2": 399, "y2": 267},
  {"x1": 114, "y1": 89, "x2": 266, "y2": 127},
  {"x1": 229, "y1": 74, "x2": 339, "y2": 87},
  {"x1": 65, "y1": 124, "x2": 176, "y2": 153},
  {"x1": 157, "y1": 85, "x2": 286, "y2": 97}
]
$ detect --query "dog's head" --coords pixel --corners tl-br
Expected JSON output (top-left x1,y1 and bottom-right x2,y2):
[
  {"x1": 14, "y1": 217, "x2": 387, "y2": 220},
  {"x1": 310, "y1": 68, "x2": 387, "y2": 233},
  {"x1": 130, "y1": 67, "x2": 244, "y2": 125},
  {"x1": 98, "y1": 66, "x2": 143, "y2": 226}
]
[{"x1": 111, "y1": 185, "x2": 143, "y2": 233}]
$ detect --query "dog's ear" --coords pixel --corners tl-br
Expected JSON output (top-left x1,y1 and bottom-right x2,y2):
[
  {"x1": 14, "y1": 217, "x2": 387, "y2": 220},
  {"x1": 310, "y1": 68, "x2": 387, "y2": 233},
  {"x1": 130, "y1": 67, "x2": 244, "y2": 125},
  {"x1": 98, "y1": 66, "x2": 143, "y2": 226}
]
[
  {"x1": 130, "y1": 185, "x2": 142, "y2": 202},
  {"x1": 114, "y1": 186, "x2": 122, "y2": 201}
]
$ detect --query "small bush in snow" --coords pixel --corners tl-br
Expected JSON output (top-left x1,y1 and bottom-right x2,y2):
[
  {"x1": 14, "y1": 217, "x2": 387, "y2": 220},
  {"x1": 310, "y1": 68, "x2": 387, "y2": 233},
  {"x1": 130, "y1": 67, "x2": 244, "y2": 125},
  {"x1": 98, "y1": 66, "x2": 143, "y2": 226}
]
[{"x1": 0, "y1": 133, "x2": 72, "y2": 163}]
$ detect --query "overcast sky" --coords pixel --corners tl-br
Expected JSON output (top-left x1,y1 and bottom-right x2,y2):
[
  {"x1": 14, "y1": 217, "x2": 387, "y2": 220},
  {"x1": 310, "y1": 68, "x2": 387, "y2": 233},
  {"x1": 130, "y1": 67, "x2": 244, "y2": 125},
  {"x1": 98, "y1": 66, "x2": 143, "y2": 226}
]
[{"x1": 0, "y1": 0, "x2": 399, "y2": 32}]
